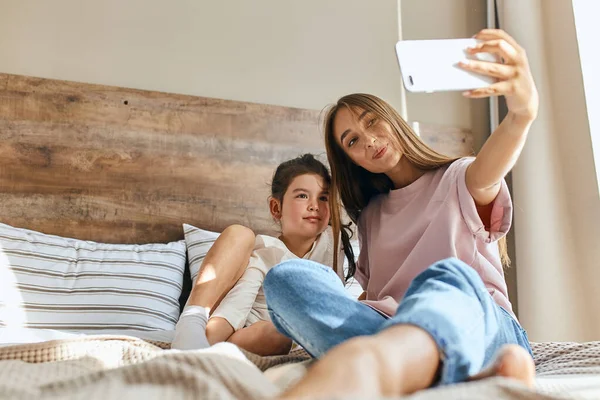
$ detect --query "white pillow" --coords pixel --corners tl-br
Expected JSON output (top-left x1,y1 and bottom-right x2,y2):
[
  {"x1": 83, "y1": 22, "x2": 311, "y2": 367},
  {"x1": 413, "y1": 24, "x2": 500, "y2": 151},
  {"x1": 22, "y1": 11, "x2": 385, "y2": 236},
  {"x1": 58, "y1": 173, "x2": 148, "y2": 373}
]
[
  {"x1": 0, "y1": 222, "x2": 186, "y2": 332},
  {"x1": 183, "y1": 224, "x2": 220, "y2": 283}
]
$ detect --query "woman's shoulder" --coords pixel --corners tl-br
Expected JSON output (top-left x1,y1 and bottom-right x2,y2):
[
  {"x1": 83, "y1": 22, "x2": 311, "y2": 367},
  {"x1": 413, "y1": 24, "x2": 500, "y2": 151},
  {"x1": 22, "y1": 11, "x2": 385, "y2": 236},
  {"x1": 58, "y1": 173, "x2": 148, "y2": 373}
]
[
  {"x1": 444, "y1": 156, "x2": 475, "y2": 175},
  {"x1": 360, "y1": 192, "x2": 384, "y2": 220},
  {"x1": 433, "y1": 156, "x2": 476, "y2": 187}
]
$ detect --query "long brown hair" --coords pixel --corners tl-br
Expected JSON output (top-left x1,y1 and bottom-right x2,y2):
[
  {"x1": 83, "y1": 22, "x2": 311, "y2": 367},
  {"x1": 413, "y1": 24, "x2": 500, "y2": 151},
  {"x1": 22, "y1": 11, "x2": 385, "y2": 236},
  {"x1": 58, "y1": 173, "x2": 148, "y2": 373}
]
[{"x1": 323, "y1": 93, "x2": 510, "y2": 278}]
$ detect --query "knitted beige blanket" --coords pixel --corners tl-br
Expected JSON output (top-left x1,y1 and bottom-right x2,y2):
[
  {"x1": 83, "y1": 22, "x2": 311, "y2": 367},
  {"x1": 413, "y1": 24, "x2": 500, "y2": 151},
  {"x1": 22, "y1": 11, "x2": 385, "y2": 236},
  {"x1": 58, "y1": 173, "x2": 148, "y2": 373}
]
[{"x1": 1, "y1": 337, "x2": 599, "y2": 399}]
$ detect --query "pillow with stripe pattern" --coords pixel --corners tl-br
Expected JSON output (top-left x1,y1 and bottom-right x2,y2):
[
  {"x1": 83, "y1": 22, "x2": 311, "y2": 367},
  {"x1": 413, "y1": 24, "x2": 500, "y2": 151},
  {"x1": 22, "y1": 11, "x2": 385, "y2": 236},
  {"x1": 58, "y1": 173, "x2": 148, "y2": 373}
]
[
  {"x1": 0, "y1": 222, "x2": 186, "y2": 333},
  {"x1": 183, "y1": 224, "x2": 220, "y2": 284}
]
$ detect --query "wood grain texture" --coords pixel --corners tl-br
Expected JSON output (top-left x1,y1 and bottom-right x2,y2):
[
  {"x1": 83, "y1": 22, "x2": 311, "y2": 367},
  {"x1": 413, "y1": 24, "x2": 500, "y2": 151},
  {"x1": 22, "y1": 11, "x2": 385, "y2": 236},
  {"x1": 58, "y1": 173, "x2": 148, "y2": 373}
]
[
  {"x1": 416, "y1": 122, "x2": 475, "y2": 158},
  {"x1": 0, "y1": 73, "x2": 473, "y2": 244}
]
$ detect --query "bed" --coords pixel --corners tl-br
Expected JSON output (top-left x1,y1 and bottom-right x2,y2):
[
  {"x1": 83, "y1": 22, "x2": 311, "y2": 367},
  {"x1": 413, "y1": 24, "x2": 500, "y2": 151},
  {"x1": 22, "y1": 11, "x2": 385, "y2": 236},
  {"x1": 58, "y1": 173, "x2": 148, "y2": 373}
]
[{"x1": 1, "y1": 72, "x2": 599, "y2": 399}]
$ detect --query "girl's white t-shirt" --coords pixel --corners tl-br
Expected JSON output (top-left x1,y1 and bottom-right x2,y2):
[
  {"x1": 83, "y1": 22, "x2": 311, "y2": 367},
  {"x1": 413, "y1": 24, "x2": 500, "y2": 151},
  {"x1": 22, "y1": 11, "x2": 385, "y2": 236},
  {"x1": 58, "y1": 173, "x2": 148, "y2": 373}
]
[{"x1": 211, "y1": 226, "x2": 344, "y2": 330}]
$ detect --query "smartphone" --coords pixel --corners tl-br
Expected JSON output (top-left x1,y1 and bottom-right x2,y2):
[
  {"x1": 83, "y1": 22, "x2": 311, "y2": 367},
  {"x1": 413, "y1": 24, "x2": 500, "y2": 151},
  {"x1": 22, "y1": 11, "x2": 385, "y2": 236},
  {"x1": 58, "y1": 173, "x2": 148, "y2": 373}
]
[{"x1": 395, "y1": 38, "x2": 497, "y2": 93}]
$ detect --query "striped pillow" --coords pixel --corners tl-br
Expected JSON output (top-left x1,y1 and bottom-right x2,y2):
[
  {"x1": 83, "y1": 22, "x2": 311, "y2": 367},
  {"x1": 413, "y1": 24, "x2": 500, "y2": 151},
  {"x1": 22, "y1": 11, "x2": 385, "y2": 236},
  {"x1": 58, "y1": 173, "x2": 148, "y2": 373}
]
[
  {"x1": 183, "y1": 224, "x2": 220, "y2": 283},
  {"x1": 0, "y1": 222, "x2": 186, "y2": 333}
]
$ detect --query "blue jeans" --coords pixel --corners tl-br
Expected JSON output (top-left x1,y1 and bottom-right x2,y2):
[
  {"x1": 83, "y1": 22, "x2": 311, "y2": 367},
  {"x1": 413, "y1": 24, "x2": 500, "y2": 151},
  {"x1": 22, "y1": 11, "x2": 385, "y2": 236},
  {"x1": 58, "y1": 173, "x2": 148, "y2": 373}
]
[{"x1": 263, "y1": 257, "x2": 532, "y2": 385}]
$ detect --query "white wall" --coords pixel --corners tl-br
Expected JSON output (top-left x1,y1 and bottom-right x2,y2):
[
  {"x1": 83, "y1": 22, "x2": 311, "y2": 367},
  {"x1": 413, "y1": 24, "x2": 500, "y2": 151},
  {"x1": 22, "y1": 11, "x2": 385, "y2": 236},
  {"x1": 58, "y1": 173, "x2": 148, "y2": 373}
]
[
  {"x1": 545, "y1": 0, "x2": 600, "y2": 340},
  {"x1": 0, "y1": 0, "x2": 402, "y2": 111},
  {"x1": 501, "y1": 0, "x2": 596, "y2": 341},
  {"x1": 572, "y1": 0, "x2": 600, "y2": 191}
]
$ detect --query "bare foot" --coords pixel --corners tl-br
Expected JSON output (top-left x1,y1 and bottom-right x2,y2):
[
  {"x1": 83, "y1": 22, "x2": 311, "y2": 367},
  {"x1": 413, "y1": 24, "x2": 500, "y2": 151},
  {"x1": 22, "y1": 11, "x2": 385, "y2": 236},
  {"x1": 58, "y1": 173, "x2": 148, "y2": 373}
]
[{"x1": 469, "y1": 344, "x2": 535, "y2": 388}]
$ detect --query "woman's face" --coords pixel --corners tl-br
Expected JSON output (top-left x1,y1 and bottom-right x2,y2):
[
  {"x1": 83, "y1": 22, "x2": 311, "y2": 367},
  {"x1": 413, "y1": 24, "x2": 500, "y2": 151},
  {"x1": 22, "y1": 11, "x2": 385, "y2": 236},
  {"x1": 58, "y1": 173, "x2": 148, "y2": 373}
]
[{"x1": 332, "y1": 106, "x2": 402, "y2": 174}]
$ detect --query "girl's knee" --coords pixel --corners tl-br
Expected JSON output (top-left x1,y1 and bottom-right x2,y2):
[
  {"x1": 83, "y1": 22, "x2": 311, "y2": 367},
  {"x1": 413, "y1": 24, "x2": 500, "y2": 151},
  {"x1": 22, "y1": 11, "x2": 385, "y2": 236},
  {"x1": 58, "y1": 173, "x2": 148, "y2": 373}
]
[{"x1": 221, "y1": 224, "x2": 255, "y2": 250}]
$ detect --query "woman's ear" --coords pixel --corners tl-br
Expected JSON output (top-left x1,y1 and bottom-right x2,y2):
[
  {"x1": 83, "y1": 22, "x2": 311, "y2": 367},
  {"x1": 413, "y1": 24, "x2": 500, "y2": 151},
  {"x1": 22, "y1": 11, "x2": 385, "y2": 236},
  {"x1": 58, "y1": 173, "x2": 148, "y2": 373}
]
[{"x1": 269, "y1": 197, "x2": 282, "y2": 220}]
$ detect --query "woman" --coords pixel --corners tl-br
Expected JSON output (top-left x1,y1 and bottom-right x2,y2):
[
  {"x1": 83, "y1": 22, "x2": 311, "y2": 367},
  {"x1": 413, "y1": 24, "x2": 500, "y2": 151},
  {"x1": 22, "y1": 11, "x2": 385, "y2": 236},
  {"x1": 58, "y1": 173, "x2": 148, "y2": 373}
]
[{"x1": 265, "y1": 29, "x2": 539, "y2": 398}]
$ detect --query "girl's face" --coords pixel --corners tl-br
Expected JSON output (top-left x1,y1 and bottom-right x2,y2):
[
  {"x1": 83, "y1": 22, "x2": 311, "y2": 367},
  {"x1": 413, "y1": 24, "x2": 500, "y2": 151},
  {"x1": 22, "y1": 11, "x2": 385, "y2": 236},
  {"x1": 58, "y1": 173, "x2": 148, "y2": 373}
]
[
  {"x1": 333, "y1": 106, "x2": 402, "y2": 173},
  {"x1": 271, "y1": 173, "x2": 330, "y2": 240}
]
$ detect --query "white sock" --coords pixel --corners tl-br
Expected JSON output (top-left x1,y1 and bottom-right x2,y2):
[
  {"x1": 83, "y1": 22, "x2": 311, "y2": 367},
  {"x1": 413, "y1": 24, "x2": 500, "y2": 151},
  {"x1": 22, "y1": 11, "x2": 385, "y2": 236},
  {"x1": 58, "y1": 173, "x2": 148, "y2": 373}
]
[{"x1": 171, "y1": 305, "x2": 211, "y2": 350}]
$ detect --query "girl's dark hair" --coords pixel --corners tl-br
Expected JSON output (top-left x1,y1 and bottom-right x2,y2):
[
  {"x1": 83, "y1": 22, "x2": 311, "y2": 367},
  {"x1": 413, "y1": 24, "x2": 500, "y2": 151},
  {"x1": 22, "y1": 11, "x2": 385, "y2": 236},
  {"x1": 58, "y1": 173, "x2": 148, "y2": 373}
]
[
  {"x1": 271, "y1": 153, "x2": 330, "y2": 202},
  {"x1": 271, "y1": 153, "x2": 356, "y2": 280}
]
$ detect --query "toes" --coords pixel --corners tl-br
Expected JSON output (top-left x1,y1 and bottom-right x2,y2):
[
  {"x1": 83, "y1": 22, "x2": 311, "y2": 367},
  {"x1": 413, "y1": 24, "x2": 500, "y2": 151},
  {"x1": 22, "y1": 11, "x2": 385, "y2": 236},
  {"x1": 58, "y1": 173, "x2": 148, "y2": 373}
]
[
  {"x1": 496, "y1": 345, "x2": 535, "y2": 387},
  {"x1": 469, "y1": 345, "x2": 535, "y2": 387}
]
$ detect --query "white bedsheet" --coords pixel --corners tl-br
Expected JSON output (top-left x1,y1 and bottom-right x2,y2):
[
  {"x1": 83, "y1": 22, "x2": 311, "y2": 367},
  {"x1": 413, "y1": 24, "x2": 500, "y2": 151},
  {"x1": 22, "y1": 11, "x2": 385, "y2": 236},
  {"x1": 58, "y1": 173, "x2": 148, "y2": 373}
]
[{"x1": 0, "y1": 327, "x2": 174, "y2": 347}]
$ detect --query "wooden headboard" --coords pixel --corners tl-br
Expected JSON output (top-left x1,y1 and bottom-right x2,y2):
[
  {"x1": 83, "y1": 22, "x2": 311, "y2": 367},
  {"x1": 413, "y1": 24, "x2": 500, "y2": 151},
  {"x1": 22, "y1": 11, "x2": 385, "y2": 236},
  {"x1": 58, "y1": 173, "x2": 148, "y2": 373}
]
[{"x1": 0, "y1": 73, "x2": 474, "y2": 244}]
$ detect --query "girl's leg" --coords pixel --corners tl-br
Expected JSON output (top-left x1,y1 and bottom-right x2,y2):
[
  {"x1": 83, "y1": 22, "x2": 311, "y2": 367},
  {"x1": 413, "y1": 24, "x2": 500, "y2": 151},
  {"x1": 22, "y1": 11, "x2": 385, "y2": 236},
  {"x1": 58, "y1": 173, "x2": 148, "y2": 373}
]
[
  {"x1": 171, "y1": 225, "x2": 255, "y2": 350},
  {"x1": 187, "y1": 225, "x2": 255, "y2": 309},
  {"x1": 278, "y1": 258, "x2": 534, "y2": 399},
  {"x1": 263, "y1": 259, "x2": 387, "y2": 358},
  {"x1": 227, "y1": 321, "x2": 293, "y2": 356},
  {"x1": 208, "y1": 266, "x2": 266, "y2": 346}
]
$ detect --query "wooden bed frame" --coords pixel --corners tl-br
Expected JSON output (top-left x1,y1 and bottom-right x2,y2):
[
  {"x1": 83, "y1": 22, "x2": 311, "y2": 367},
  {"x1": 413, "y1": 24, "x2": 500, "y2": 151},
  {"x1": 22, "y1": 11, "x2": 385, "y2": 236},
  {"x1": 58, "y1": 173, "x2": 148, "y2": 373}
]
[{"x1": 0, "y1": 72, "x2": 474, "y2": 244}]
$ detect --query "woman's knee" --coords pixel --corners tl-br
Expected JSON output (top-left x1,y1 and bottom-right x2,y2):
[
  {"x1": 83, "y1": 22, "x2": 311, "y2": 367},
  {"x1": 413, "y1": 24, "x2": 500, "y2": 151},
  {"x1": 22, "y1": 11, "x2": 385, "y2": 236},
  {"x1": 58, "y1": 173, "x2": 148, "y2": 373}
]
[
  {"x1": 427, "y1": 258, "x2": 481, "y2": 282},
  {"x1": 409, "y1": 258, "x2": 487, "y2": 299},
  {"x1": 264, "y1": 260, "x2": 304, "y2": 297},
  {"x1": 263, "y1": 260, "x2": 322, "y2": 309},
  {"x1": 265, "y1": 260, "x2": 335, "y2": 295}
]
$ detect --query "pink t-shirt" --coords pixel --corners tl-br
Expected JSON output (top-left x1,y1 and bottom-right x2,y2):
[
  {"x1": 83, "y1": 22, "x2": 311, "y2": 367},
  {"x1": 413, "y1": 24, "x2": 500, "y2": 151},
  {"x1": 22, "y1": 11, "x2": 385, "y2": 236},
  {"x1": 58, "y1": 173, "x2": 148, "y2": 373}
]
[{"x1": 355, "y1": 157, "x2": 515, "y2": 319}]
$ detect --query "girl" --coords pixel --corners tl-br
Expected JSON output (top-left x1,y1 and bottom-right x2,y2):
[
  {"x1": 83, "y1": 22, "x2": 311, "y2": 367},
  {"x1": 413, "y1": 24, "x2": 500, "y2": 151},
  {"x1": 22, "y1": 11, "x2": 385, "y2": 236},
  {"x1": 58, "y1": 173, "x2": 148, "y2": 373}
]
[
  {"x1": 265, "y1": 29, "x2": 539, "y2": 398},
  {"x1": 172, "y1": 154, "x2": 347, "y2": 355}
]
